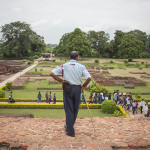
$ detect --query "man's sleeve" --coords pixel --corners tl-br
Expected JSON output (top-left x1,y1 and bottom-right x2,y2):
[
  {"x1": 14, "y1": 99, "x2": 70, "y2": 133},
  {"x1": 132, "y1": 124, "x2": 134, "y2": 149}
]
[
  {"x1": 52, "y1": 65, "x2": 62, "y2": 75},
  {"x1": 82, "y1": 66, "x2": 91, "y2": 79}
]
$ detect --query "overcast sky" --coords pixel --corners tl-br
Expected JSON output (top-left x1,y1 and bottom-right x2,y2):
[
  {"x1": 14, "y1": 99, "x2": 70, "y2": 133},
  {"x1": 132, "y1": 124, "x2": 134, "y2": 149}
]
[{"x1": 0, "y1": 0, "x2": 150, "y2": 44}]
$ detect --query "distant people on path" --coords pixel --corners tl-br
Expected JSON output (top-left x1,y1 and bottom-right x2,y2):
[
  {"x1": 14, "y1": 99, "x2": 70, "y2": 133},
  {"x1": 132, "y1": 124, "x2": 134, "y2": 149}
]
[
  {"x1": 89, "y1": 94, "x2": 93, "y2": 104},
  {"x1": 82, "y1": 93, "x2": 86, "y2": 104},
  {"x1": 140, "y1": 99, "x2": 145, "y2": 114},
  {"x1": 8, "y1": 91, "x2": 15, "y2": 103},
  {"x1": 53, "y1": 93, "x2": 56, "y2": 104},
  {"x1": 135, "y1": 101, "x2": 139, "y2": 114},
  {"x1": 143, "y1": 103, "x2": 148, "y2": 117},
  {"x1": 113, "y1": 93, "x2": 117, "y2": 104},
  {"x1": 37, "y1": 91, "x2": 43, "y2": 103},
  {"x1": 45, "y1": 91, "x2": 49, "y2": 103},
  {"x1": 49, "y1": 91, "x2": 51, "y2": 104},
  {"x1": 132, "y1": 100, "x2": 136, "y2": 115}
]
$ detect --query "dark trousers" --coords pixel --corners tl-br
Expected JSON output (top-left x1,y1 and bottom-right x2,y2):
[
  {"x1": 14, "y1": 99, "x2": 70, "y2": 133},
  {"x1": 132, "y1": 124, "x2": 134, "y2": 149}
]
[
  {"x1": 63, "y1": 87, "x2": 81, "y2": 135},
  {"x1": 141, "y1": 106, "x2": 143, "y2": 114}
]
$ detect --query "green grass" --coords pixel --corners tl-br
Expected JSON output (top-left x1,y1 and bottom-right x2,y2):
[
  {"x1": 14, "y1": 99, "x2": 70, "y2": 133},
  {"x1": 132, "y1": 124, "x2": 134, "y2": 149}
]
[{"x1": 0, "y1": 109, "x2": 113, "y2": 118}]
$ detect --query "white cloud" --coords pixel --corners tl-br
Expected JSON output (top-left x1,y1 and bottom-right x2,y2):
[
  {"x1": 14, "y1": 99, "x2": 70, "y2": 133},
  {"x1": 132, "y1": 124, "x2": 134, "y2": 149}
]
[
  {"x1": 31, "y1": 20, "x2": 49, "y2": 27},
  {"x1": 13, "y1": 8, "x2": 22, "y2": 12},
  {"x1": 52, "y1": 19, "x2": 62, "y2": 26}
]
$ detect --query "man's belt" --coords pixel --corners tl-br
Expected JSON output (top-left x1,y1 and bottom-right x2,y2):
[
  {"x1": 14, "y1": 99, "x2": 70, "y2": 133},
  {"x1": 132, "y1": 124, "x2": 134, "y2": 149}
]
[{"x1": 70, "y1": 84, "x2": 81, "y2": 88}]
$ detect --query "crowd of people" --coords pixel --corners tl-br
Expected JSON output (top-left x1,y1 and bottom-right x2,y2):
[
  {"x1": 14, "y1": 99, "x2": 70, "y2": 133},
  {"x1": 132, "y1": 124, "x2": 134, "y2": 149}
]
[
  {"x1": 8, "y1": 90, "x2": 149, "y2": 117},
  {"x1": 37, "y1": 91, "x2": 56, "y2": 104},
  {"x1": 112, "y1": 90, "x2": 149, "y2": 117}
]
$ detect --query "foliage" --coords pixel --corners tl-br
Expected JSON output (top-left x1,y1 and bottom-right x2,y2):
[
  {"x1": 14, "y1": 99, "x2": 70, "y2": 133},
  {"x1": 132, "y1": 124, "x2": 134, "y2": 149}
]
[
  {"x1": 34, "y1": 55, "x2": 39, "y2": 59},
  {"x1": 90, "y1": 85, "x2": 109, "y2": 95},
  {"x1": 113, "y1": 110, "x2": 122, "y2": 117},
  {"x1": 53, "y1": 28, "x2": 91, "y2": 57},
  {"x1": 0, "y1": 21, "x2": 45, "y2": 58},
  {"x1": 101, "y1": 100, "x2": 116, "y2": 114},
  {"x1": 0, "y1": 90, "x2": 5, "y2": 98},
  {"x1": 6, "y1": 82, "x2": 13, "y2": 91},
  {"x1": 87, "y1": 80, "x2": 98, "y2": 91},
  {"x1": 118, "y1": 34, "x2": 144, "y2": 59},
  {"x1": 52, "y1": 59, "x2": 56, "y2": 62},
  {"x1": 95, "y1": 59, "x2": 99, "y2": 63},
  {"x1": 87, "y1": 30, "x2": 110, "y2": 57},
  {"x1": 135, "y1": 93, "x2": 142, "y2": 99}
]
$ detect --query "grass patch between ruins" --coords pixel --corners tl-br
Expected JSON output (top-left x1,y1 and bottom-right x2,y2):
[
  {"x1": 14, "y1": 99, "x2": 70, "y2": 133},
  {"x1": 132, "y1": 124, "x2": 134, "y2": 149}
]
[{"x1": 0, "y1": 109, "x2": 114, "y2": 118}]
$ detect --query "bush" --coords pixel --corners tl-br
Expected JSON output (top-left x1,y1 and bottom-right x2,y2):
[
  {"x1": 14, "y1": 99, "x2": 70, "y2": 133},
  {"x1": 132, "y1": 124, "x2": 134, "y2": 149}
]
[
  {"x1": 141, "y1": 62, "x2": 144, "y2": 64},
  {"x1": 135, "y1": 93, "x2": 142, "y2": 99},
  {"x1": 124, "y1": 60, "x2": 128, "y2": 64},
  {"x1": 95, "y1": 59, "x2": 99, "y2": 63},
  {"x1": 113, "y1": 110, "x2": 122, "y2": 117},
  {"x1": 101, "y1": 100, "x2": 116, "y2": 114},
  {"x1": 6, "y1": 82, "x2": 13, "y2": 91},
  {"x1": 90, "y1": 85, "x2": 109, "y2": 95},
  {"x1": 110, "y1": 61, "x2": 113, "y2": 63},
  {"x1": 52, "y1": 59, "x2": 56, "y2": 62},
  {"x1": 34, "y1": 55, "x2": 39, "y2": 59},
  {"x1": 27, "y1": 61, "x2": 32, "y2": 65},
  {"x1": 0, "y1": 90, "x2": 5, "y2": 98}
]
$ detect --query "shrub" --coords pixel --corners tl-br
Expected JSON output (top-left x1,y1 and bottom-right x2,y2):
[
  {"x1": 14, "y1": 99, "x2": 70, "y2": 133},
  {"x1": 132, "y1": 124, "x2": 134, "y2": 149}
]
[
  {"x1": 6, "y1": 82, "x2": 13, "y2": 91},
  {"x1": 101, "y1": 100, "x2": 116, "y2": 114},
  {"x1": 124, "y1": 60, "x2": 128, "y2": 64},
  {"x1": 110, "y1": 61, "x2": 113, "y2": 63},
  {"x1": 95, "y1": 59, "x2": 99, "y2": 63},
  {"x1": 135, "y1": 93, "x2": 142, "y2": 99},
  {"x1": 0, "y1": 90, "x2": 5, "y2": 98},
  {"x1": 113, "y1": 110, "x2": 122, "y2": 117},
  {"x1": 141, "y1": 62, "x2": 144, "y2": 64},
  {"x1": 27, "y1": 61, "x2": 32, "y2": 65},
  {"x1": 34, "y1": 55, "x2": 39, "y2": 59},
  {"x1": 90, "y1": 85, "x2": 109, "y2": 95},
  {"x1": 52, "y1": 59, "x2": 56, "y2": 62}
]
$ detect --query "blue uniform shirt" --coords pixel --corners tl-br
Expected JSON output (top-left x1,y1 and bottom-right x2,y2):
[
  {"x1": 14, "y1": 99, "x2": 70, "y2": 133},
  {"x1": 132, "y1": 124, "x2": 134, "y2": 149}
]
[{"x1": 52, "y1": 60, "x2": 91, "y2": 85}]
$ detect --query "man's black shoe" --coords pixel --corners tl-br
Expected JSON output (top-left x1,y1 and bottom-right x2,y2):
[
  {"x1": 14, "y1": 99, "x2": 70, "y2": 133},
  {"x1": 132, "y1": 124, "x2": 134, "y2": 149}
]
[{"x1": 66, "y1": 132, "x2": 75, "y2": 137}]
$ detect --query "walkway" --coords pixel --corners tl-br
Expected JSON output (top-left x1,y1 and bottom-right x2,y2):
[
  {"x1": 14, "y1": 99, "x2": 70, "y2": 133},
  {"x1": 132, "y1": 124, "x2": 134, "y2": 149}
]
[
  {"x1": 0, "y1": 58, "x2": 42, "y2": 88},
  {"x1": 0, "y1": 117, "x2": 150, "y2": 150}
]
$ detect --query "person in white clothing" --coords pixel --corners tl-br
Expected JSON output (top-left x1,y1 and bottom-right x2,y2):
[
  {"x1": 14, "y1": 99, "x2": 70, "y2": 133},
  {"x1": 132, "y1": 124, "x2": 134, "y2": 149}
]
[
  {"x1": 143, "y1": 103, "x2": 148, "y2": 117},
  {"x1": 140, "y1": 99, "x2": 145, "y2": 114}
]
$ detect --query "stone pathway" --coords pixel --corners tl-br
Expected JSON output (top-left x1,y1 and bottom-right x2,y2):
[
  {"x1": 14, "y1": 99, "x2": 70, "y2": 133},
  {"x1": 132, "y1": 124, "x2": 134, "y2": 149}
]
[{"x1": 0, "y1": 117, "x2": 150, "y2": 150}]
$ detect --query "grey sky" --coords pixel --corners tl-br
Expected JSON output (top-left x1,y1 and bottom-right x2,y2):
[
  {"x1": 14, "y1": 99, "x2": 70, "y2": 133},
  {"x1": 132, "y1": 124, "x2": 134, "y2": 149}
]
[{"x1": 0, "y1": 0, "x2": 150, "y2": 44}]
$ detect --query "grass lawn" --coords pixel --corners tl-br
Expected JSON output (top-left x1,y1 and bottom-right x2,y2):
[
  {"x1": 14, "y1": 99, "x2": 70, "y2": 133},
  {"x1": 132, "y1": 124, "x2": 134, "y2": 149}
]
[{"x1": 0, "y1": 109, "x2": 113, "y2": 118}]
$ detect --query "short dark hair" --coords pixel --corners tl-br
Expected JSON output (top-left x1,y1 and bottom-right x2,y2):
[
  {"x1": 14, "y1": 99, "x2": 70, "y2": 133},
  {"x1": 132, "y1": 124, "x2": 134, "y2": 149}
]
[{"x1": 70, "y1": 51, "x2": 78, "y2": 59}]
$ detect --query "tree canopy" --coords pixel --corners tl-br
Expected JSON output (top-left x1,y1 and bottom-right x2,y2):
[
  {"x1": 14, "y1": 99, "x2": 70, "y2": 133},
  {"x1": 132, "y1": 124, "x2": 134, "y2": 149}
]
[
  {"x1": 53, "y1": 28, "x2": 91, "y2": 57},
  {"x1": 0, "y1": 21, "x2": 45, "y2": 58},
  {"x1": 118, "y1": 34, "x2": 144, "y2": 59}
]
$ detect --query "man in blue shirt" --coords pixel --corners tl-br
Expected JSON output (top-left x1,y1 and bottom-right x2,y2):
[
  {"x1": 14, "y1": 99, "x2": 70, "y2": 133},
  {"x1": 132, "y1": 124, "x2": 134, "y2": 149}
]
[{"x1": 50, "y1": 51, "x2": 91, "y2": 137}]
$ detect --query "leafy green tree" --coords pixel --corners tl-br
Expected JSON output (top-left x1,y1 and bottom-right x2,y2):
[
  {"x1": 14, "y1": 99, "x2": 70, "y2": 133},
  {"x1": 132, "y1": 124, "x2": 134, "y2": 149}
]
[
  {"x1": 145, "y1": 34, "x2": 150, "y2": 53},
  {"x1": 53, "y1": 28, "x2": 91, "y2": 57},
  {"x1": 87, "y1": 31, "x2": 109, "y2": 57},
  {"x1": 6, "y1": 82, "x2": 13, "y2": 91},
  {"x1": 128, "y1": 30, "x2": 147, "y2": 51},
  {"x1": 0, "y1": 21, "x2": 45, "y2": 58},
  {"x1": 118, "y1": 34, "x2": 144, "y2": 60},
  {"x1": 112, "y1": 30, "x2": 125, "y2": 58}
]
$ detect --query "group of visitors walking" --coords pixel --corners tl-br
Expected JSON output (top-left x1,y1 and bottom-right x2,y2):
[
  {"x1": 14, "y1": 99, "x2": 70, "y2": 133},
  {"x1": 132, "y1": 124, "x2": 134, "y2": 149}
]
[
  {"x1": 113, "y1": 91, "x2": 149, "y2": 117},
  {"x1": 37, "y1": 91, "x2": 56, "y2": 104}
]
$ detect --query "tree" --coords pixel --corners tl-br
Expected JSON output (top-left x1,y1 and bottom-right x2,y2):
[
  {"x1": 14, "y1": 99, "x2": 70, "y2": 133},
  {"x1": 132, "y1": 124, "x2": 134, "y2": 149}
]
[
  {"x1": 6, "y1": 82, "x2": 13, "y2": 91},
  {"x1": 87, "y1": 31, "x2": 109, "y2": 57},
  {"x1": 53, "y1": 28, "x2": 91, "y2": 57},
  {"x1": 112, "y1": 30, "x2": 125, "y2": 58},
  {"x1": 128, "y1": 29, "x2": 147, "y2": 51},
  {"x1": 0, "y1": 21, "x2": 45, "y2": 58},
  {"x1": 118, "y1": 34, "x2": 144, "y2": 60}
]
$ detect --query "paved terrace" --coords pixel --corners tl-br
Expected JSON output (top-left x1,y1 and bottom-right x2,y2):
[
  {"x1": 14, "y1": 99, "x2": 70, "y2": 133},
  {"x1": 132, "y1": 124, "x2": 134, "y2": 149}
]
[{"x1": 0, "y1": 117, "x2": 150, "y2": 150}]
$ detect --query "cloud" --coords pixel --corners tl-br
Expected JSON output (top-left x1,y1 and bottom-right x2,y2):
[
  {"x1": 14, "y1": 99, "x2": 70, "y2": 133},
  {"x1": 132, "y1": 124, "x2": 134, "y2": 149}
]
[
  {"x1": 13, "y1": 8, "x2": 22, "y2": 12},
  {"x1": 31, "y1": 20, "x2": 49, "y2": 27},
  {"x1": 52, "y1": 19, "x2": 62, "y2": 26}
]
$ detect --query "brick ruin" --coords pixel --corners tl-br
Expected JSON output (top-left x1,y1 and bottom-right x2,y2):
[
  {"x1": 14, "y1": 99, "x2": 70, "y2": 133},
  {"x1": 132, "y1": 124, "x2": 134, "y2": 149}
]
[
  {"x1": 87, "y1": 66, "x2": 146, "y2": 87},
  {"x1": 0, "y1": 60, "x2": 27, "y2": 75}
]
